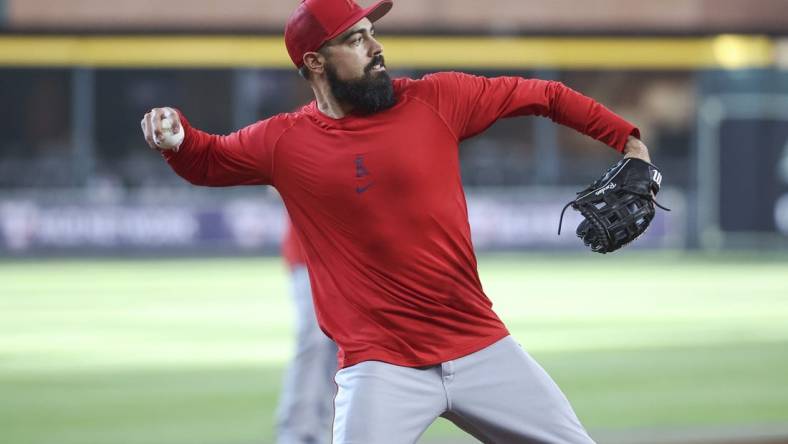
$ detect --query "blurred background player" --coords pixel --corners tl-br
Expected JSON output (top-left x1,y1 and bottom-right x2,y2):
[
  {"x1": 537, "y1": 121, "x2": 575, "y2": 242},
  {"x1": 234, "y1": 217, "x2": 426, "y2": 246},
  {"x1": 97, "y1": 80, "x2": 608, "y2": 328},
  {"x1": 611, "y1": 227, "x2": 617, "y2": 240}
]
[{"x1": 277, "y1": 219, "x2": 337, "y2": 444}]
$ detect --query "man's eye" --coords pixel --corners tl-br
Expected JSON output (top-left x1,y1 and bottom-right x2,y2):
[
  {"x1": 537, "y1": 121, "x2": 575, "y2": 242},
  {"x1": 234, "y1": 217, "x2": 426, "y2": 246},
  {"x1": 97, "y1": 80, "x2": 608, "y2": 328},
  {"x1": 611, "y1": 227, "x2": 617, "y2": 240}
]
[{"x1": 352, "y1": 37, "x2": 363, "y2": 45}]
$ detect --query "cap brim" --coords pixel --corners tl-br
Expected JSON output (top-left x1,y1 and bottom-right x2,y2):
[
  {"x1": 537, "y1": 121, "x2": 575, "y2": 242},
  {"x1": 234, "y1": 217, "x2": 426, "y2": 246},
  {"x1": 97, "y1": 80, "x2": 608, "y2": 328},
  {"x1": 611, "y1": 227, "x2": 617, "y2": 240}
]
[
  {"x1": 324, "y1": 0, "x2": 393, "y2": 44},
  {"x1": 365, "y1": 0, "x2": 393, "y2": 23}
]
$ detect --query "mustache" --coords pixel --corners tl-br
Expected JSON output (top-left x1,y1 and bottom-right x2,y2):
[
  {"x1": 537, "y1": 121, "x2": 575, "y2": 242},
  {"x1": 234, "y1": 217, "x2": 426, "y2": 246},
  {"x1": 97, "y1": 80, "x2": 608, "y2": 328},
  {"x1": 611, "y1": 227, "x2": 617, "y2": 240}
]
[{"x1": 364, "y1": 55, "x2": 386, "y2": 73}]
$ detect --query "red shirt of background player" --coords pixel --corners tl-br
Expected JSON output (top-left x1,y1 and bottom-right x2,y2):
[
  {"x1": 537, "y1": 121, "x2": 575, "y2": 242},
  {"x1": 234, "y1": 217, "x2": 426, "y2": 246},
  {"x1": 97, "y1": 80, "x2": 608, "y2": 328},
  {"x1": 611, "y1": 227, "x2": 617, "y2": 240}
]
[
  {"x1": 282, "y1": 220, "x2": 307, "y2": 269},
  {"x1": 163, "y1": 73, "x2": 638, "y2": 368}
]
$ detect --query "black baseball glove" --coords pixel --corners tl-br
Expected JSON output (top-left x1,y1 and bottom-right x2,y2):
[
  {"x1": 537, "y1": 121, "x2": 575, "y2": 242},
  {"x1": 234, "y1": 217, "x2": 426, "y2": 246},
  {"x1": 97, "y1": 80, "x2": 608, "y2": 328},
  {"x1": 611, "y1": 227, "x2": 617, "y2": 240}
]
[{"x1": 558, "y1": 158, "x2": 669, "y2": 253}]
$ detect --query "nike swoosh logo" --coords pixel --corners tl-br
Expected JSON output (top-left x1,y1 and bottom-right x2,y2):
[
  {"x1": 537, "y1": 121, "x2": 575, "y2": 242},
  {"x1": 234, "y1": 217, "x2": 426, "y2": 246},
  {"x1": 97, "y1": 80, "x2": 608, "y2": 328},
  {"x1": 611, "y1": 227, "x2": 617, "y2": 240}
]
[{"x1": 356, "y1": 182, "x2": 374, "y2": 194}]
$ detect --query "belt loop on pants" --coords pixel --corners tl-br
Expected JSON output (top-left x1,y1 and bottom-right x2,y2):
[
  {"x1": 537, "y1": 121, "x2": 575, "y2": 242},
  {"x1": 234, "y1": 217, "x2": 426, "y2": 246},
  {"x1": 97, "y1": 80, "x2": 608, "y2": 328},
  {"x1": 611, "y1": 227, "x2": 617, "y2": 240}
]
[{"x1": 441, "y1": 361, "x2": 455, "y2": 383}]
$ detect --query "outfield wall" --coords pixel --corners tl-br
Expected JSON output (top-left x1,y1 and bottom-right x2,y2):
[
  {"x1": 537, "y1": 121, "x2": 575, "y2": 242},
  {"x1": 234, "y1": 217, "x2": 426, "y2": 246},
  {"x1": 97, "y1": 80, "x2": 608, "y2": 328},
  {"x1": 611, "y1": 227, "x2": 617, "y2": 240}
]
[{"x1": 1, "y1": 35, "x2": 787, "y2": 252}]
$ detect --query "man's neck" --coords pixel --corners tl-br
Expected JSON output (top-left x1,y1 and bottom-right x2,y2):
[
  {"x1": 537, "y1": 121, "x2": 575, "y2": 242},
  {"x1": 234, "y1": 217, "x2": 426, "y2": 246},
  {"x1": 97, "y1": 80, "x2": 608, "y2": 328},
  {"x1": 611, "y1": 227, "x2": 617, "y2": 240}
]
[{"x1": 312, "y1": 82, "x2": 353, "y2": 119}]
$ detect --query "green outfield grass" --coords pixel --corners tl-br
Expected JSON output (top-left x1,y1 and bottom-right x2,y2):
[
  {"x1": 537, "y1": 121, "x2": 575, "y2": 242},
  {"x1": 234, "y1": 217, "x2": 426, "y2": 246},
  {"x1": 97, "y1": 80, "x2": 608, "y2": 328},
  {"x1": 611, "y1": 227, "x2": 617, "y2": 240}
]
[{"x1": 1, "y1": 252, "x2": 787, "y2": 444}]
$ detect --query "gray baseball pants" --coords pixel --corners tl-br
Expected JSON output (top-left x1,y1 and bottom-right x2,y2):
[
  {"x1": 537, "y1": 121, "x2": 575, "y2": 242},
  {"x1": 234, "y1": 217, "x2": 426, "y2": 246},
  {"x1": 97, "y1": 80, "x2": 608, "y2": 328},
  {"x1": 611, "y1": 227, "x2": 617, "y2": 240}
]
[
  {"x1": 333, "y1": 336, "x2": 595, "y2": 444},
  {"x1": 276, "y1": 265, "x2": 338, "y2": 444}
]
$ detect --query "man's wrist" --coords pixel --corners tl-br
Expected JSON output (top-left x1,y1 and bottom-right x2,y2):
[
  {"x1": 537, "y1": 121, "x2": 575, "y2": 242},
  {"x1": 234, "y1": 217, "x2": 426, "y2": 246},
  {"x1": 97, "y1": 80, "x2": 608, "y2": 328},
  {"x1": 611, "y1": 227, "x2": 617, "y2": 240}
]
[{"x1": 623, "y1": 136, "x2": 651, "y2": 162}]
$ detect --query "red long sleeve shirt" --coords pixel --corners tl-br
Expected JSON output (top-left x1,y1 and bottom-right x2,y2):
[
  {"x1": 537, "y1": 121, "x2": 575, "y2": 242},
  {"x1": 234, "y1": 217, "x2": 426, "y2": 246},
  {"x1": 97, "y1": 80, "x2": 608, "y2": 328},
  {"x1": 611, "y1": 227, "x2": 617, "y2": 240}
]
[{"x1": 164, "y1": 72, "x2": 639, "y2": 368}]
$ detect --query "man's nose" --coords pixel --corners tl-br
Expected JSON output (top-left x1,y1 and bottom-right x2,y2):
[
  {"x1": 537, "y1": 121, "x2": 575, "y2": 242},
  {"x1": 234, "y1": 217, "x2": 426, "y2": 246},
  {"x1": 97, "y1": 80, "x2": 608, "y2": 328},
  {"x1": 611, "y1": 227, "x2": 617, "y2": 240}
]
[{"x1": 369, "y1": 36, "x2": 383, "y2": 56}]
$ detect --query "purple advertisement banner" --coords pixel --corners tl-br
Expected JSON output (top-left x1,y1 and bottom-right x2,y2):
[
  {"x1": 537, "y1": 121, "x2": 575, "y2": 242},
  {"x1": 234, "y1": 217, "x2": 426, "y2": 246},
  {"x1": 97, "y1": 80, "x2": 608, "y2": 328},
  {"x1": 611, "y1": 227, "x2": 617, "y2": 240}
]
[{"x1": 0, "y1": 188, "x2": 685, "y2": 255}]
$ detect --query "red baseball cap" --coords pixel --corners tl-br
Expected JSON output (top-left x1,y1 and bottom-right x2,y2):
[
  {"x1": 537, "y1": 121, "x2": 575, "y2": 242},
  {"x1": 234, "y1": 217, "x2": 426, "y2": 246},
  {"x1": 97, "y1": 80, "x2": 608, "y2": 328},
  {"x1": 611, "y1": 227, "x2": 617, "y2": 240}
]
[{"x1": 285, "y1": 0, "x2": 393, "y2": 68}]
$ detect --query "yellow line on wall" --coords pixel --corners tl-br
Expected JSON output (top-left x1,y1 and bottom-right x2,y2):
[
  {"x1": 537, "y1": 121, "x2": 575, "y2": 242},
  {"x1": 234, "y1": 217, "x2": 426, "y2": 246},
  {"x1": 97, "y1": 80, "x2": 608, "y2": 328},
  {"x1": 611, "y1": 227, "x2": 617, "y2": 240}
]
[
  {"x1": 0, "y1": 36, "x2": 288, "y2": 67},
  {"x1": 0, "y1": 35, "x2": 775, "y2": 69},
  {"x1": 386, "y1": 36, "x2": 775, "y2": 70}
]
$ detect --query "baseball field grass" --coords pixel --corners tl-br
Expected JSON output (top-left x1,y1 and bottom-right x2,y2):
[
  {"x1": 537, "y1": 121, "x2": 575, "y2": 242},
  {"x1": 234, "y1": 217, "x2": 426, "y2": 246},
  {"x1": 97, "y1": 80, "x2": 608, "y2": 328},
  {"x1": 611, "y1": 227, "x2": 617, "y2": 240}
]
[{"x1": 1, "y1": 252, "x2": 787, "y2": 444}]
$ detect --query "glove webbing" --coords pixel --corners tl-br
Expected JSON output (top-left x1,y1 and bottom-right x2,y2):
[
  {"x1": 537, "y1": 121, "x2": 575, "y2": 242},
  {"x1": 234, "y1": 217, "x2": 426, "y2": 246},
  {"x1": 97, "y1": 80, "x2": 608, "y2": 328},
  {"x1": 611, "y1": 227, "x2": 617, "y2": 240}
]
[{"x1": 557, "y1": 190, "x2": 670, "y2": 236}]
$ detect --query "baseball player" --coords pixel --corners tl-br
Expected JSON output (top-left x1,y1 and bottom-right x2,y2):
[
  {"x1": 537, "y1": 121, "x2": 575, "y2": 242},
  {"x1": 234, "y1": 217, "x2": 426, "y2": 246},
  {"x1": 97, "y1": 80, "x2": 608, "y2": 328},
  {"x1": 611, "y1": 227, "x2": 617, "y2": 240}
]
[
  {"x1": 277, "y1": 220, "x2": 338, "y2": 444},
  {"x1": 140, "y1": 0, "x2": 654, "y2": 442}
]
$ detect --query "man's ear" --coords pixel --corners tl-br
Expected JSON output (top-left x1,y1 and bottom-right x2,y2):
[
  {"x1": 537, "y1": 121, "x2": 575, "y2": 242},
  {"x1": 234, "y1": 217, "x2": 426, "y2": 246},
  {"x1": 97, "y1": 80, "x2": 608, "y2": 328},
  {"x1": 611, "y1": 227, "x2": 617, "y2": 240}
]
[{"x1": 303, "y1": 51, "x2": 326, "y2": 76}]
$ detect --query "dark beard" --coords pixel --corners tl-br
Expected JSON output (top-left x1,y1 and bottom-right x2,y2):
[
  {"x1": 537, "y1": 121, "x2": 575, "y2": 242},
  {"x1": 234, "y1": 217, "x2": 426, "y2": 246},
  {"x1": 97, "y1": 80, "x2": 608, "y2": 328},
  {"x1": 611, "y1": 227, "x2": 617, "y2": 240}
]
[{"x1": 325, "y1": 55, "x2": 396, "y2": 115}]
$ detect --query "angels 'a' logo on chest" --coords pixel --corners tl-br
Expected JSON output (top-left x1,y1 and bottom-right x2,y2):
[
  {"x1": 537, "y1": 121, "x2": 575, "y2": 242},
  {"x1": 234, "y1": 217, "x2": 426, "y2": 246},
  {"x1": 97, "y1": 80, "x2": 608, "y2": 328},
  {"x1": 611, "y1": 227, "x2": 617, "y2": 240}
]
[{"x1": 355, "y1": 154, "x2": 374, "y2": 194}]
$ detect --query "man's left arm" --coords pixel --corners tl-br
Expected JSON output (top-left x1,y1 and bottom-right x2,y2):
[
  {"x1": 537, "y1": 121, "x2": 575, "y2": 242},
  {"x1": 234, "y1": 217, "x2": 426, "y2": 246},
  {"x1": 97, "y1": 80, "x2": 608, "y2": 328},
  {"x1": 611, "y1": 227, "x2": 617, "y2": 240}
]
[{"x1": 433, "y1": 73, "x2": 640, "y2": 155}]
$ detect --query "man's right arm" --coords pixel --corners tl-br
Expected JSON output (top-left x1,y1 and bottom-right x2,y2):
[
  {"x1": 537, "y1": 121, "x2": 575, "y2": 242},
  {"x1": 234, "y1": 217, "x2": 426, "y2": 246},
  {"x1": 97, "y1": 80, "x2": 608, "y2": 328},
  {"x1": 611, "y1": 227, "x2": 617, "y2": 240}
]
[{"x1": 141, "y1": 107, "x2": 280, "y2": 187}]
